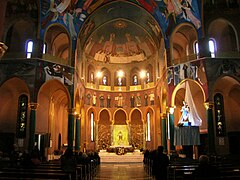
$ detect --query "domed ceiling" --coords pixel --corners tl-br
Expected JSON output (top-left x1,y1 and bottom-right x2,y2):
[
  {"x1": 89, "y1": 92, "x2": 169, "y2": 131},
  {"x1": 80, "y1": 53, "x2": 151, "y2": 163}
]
[{"x1": 79, "y1": 1, "x2": 162, "y2": 64}]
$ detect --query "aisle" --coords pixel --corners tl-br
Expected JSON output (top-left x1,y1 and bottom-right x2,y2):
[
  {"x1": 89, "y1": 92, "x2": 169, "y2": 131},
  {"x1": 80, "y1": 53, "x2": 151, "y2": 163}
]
[{"x1": 94, "y1": 162, "x2": 153, "y2": 180}]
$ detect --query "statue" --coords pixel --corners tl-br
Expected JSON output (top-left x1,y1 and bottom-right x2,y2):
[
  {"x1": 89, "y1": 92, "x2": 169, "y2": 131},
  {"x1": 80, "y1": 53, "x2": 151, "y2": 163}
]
[
  {"x1": 178, "y1": 101, "x2": 191, "y2": 126},
  {"x1": 118, "y1": 131, "x2": 123, "y2": 141}
]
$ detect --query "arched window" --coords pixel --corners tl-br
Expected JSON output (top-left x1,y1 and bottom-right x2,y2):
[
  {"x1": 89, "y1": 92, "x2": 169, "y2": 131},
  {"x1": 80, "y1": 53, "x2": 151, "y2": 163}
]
[
  {"x1": 16, "y1": 95, "x2": 28, "y2": 138},
  {"x1": 90, "y1": 112, "x2": 95, "y2": 141},
  {"x1": 146, "y1": 72, "x2": 150, "y2": 83},
  {"x1": 146, "y1": 112, "x2": 151, "y2": 141},
  {"x1": 194, "y1": 39, "x2": 217, "y2": 58},
  {"x1": 133, "y1": 75, "x2": 138, "y2": 85},
  {"x1": 26, "y1": 40, "x2": 33, "y2": 58},
  {"x1": 209, "y1": 39, "x2": 216, "y2": 58},
  {"x1": 43, "y1": 43, "x2": 47, "y2": 54},
  {"x1": 118, "y1": 77, "x2": 122, "y2": 86},
  {"x1": 102, "y1": 75, "x2": 107, "y2": 85}
]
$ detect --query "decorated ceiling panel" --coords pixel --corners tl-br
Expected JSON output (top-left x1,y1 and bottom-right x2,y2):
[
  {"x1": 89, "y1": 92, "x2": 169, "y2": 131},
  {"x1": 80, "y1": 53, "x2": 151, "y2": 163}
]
[{"x1": 40, "y1": 0, "x2": 202, "y2": 49}]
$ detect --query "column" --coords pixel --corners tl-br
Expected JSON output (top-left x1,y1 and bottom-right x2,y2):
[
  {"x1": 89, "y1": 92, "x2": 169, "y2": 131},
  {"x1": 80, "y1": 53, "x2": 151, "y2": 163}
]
[
  {"x1": 161, "y1": 114, "x2": 167, "y2": 152},
  {"x1": 143, "y1": 123, "x2": 146, "y2": 150},
  {"x1": 204, "y1": 102, "x2": 216, "y2": 155},
  {"x1": 75, "y1": 114, "x2": 80, "y2": 152},
  {"x1": 198, "y1": 37, "x2": 211, "y2": 58},
  {"x1": 95, "y1": 122, "x2": 99, "y2": 151},
  {"x1": 168, "y1": 107, "x2": 175, "y2": 153},
  {"x1": 0, "y1": 0, "x2": 7, "y2": 41},
  {"x1": 68, "y1": 108, "x2": 75, "y2": 150},
  {"x1": 28, "y1": 103, "x2": 39, "y2": 153}
]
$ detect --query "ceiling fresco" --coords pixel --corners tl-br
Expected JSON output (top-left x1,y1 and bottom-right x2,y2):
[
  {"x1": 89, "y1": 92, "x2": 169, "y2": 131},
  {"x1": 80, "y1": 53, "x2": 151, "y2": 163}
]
[{"x1": 40, "y1": 0, "x2": 202, "y2": 49}]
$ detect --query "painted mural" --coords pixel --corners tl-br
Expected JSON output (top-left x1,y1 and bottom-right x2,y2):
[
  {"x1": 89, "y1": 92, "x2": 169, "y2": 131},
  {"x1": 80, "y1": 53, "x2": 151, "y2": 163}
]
[{"x1": 40, "y1": 0, "x2": 202, "y2": 48}]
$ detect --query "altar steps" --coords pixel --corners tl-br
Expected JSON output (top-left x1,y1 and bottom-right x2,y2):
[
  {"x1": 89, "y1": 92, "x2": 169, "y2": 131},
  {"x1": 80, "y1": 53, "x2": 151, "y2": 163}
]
[{"x1": 99, "y1": 150, "x2": 144, "y2": 163}]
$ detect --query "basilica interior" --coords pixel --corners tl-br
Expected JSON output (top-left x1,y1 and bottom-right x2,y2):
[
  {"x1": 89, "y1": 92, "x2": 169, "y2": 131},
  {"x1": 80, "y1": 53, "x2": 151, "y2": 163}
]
[{"x1": 0, "y1": 0, "x2": 240, "y2": 164}]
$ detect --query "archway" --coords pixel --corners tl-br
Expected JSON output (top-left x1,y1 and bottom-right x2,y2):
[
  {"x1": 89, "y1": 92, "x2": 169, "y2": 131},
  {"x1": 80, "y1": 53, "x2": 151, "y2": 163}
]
[
  {"x1": 0, "y1": 77, "x2": 30, "y2": 153},
  {"x1": 37, "y1": 79, "x2": 70, "y2": 159},
  {"x1": 213, "y1": 76, "x2": 240, "y2": 154},
  {"x1": 98, "y1": 109, "x2": 111, "y2": 149},
  {"x1": 130, "y1": 109, "x2": 143, "y2": 150}
]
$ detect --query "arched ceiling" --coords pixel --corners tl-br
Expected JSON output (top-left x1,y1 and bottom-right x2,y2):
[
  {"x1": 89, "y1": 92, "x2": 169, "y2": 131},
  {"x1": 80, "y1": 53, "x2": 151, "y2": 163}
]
[{"x1": 79, "y1": 1, "x2": 162, "y2": 63}]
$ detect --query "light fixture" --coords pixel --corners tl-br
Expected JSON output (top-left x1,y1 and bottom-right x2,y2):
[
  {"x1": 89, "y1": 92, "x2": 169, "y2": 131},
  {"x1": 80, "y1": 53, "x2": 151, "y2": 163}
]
[
  {"x1": 96, "y1": 71, "x2": 102, "y2": 78},
  {"x1": 140, "y1": 70, "x2": 146, "y2": 79},
  {"x1": 117, "y1": 70, "x2": 124, "y2": 77}
]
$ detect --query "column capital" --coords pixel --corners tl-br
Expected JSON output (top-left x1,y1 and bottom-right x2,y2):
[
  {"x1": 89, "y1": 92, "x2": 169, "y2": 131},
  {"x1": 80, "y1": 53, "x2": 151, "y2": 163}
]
[
  {"x1": 204, "y1": 102, "x2": 214, "y2": 109},
  {"x1": 68, "y1": 108, "x2": 76, "y2": 115},
  {"x1": 167, "y1": 106, "x2": 175, "y2": 114},
  {"x1": 28, "y1": 103, "x2": 39, "y2": 110}
]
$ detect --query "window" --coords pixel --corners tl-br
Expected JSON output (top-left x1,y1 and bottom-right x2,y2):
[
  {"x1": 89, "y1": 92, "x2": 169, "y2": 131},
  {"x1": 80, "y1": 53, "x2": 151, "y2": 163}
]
[
  {"x1": 16, "y1": 95, "x2": 28, "y2": 138},
  {"x1": 118, "y1": 77, "x2": 122, "y2": 86},
  {"x1": 209, "y1": 39, "x2": 216, "y2": 58},
  {"x1": 146, "y1": 72, "x2": 150, "y2": 83},
  {"x1": 90, "y1": 72, "x2": 94, "y2": 83},
  {"x1": 194, "y1": 39, "x2": 216, "y2": 58},
  {"x1": 26, "y1": 40, "x2": 33, "y2": 58},
  {"x1": 146, "y1": 112, "x2": 151, "y2": 141},
  {"x1": 133, "y1": 75, "x2": 138, "y2": 85},
  {"x1": 43, "y1": 43, "x2": 47, "y2": 54},
  {"x1": 194, "y1": 42, "x2": 199, "y2": 55},
  {"x1": 90, "y1": 112, "x2": 95, "y2": 141},
  {"x1": 102, "y1": 75, "x2": 107, "y2": 85}
]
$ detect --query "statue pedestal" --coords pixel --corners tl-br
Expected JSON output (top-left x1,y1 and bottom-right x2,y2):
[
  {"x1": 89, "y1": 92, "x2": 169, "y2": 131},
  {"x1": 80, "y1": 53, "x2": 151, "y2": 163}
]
[{"x1": 174, "y1": 126, "x2": 200, "y2": 159}]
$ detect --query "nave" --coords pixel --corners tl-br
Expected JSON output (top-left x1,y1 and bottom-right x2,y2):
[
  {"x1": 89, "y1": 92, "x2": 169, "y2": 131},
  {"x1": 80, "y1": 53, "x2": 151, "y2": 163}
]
[{"x1": 94, "y1": 162, "x2": 152, "y2": 180}]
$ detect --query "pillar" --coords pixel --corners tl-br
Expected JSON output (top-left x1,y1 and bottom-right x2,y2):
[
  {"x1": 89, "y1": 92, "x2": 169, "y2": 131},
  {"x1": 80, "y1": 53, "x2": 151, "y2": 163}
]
[
  {"x1": 75, "y1": 114, "x2": 80, "y2": 152},
  {"x1": 28, "y1": 103, "x2": 39, "y2": 153},
  {"x1": 161, "y1": 114, "x2": 167, "y2": 152},
  {"x1": 0, "y1": 0, "x2": 7, "y2": 41},
  {"x1": 168, "y1": 107, "x2": 175, "y2": 153},
  {"x1": 198, "y1": 37, "x2": 211, "y2": 58},
  {"x1": 68, "y1": 108, "x2": 75, "y2": 150},
  {"x1": 204, "y1": 102, "x2": 215, "y2": 155}
]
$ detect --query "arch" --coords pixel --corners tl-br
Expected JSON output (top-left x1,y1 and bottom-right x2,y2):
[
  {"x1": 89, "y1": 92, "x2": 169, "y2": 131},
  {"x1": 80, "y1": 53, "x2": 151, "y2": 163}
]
[
  {"x1": 44, "y1": 23, "x2": 72, "y2": 65},
  {"x1": 171, "y1": 79, "x2": 206, "y2": 106},
  {"x1": 0, "y1": 77, "x2": 30, "y2": 135},
  {"x1": 130, "y1": 67, "x2": 140, "y2": 86},
  {"x1": 87, "y1": 64, "x2": 95, "y2": 83},
  {"x1": 212, "y1": 76, "x2": 240, "y2": 132},
  {"x1": 171, "y1": 79, "x2": 206, "y2": 128},
  {"x1": 4, "y1": 18, "x2": 35, "y2": 53},
  {"x1": 100, "y1": 67, "x2": 111, "y2": 86},
  {"x1": 170, "y1": 23, "x2": 198, "y2": 65},
  {"x1": 129, "y1": 108, "x2": 143, "y2": 123},
  {"x1": 98, "y1": 108, "x2": 112, "y2": 123},
  {"x1": 208, "y1": 18, "x2": 239, "y2": 54},
  {"x1": 113, "y1": 108, "x2": 128, "y2": 125},
  {"x1": 144, "y1": 106, "x2": 155, "y2": 123}
]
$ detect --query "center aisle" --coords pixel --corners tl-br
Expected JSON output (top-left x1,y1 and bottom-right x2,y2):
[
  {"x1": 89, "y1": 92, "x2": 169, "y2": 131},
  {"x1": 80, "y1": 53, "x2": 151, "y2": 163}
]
[{"x1": 94, "y1": 162, "x2": 153, "y2": 180}]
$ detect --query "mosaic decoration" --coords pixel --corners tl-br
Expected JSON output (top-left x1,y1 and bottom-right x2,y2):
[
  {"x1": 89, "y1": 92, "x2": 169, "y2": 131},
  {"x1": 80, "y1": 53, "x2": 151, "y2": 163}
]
[{"x1": 40, "y1": 0, "x2": 202, "y2": 48}]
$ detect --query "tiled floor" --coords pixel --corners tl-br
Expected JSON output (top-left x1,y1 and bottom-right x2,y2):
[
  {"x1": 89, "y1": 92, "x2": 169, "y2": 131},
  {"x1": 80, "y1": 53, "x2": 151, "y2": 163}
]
[{"x1": 94, "y1": 162, "x2": 153, "y2": 180}]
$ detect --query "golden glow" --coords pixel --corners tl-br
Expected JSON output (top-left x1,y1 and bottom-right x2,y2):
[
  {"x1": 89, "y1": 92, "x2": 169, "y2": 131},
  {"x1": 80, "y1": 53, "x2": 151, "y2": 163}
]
[
  {"x1": 96, "y1": 71, "x2": 102, "y2": 78},
  {"x1": 140, "y1": 70, "x2": 146, "y2": 79},
  {"x1": 117, "y1": 70, "x2": 124, "y2": 77}
]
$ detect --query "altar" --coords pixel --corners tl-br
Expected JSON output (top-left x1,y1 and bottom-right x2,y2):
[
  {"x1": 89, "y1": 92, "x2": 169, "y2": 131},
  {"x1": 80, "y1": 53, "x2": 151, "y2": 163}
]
[{"x1": 174, "y1": 126, "x2": 200, "y2": 146}]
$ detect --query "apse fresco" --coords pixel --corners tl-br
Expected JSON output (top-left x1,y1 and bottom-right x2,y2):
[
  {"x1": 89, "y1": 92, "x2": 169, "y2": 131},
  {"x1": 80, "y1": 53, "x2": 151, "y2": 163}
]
[
  {"x1": 84, "y1": 20, "x2": 156, "y2": 63},
  {"x1": 40, "y1": 0, "x2": 202, "y2": 48}
]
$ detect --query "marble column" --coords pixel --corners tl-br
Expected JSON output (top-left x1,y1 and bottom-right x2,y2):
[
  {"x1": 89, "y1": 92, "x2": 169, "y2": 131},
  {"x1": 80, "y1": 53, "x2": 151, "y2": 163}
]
[
  {"x1": 75, "y1": 114, "x2": 80, "y2": 152},
  {"x1": 168, "y1": 107, "x2": 175, "y2": 152},
  {"x1": 204, "y1": 102, "x2": 216, "y2": 155},
  {"x1": 161, "y1": 115, "x2": 167, "y2": 152},
  {"x1": 68, "y1": 108, "x2": 75, "y2": 150},
  {"x1": 28, "y1": 103, "x2": 39, "y2": 153}
]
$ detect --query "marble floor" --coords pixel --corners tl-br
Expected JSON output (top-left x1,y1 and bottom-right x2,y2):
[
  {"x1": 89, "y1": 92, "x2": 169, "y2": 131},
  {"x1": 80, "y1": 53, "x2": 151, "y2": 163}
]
[{"x1": 94, "y1": 162, "x2": 153, "y2": 180}]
